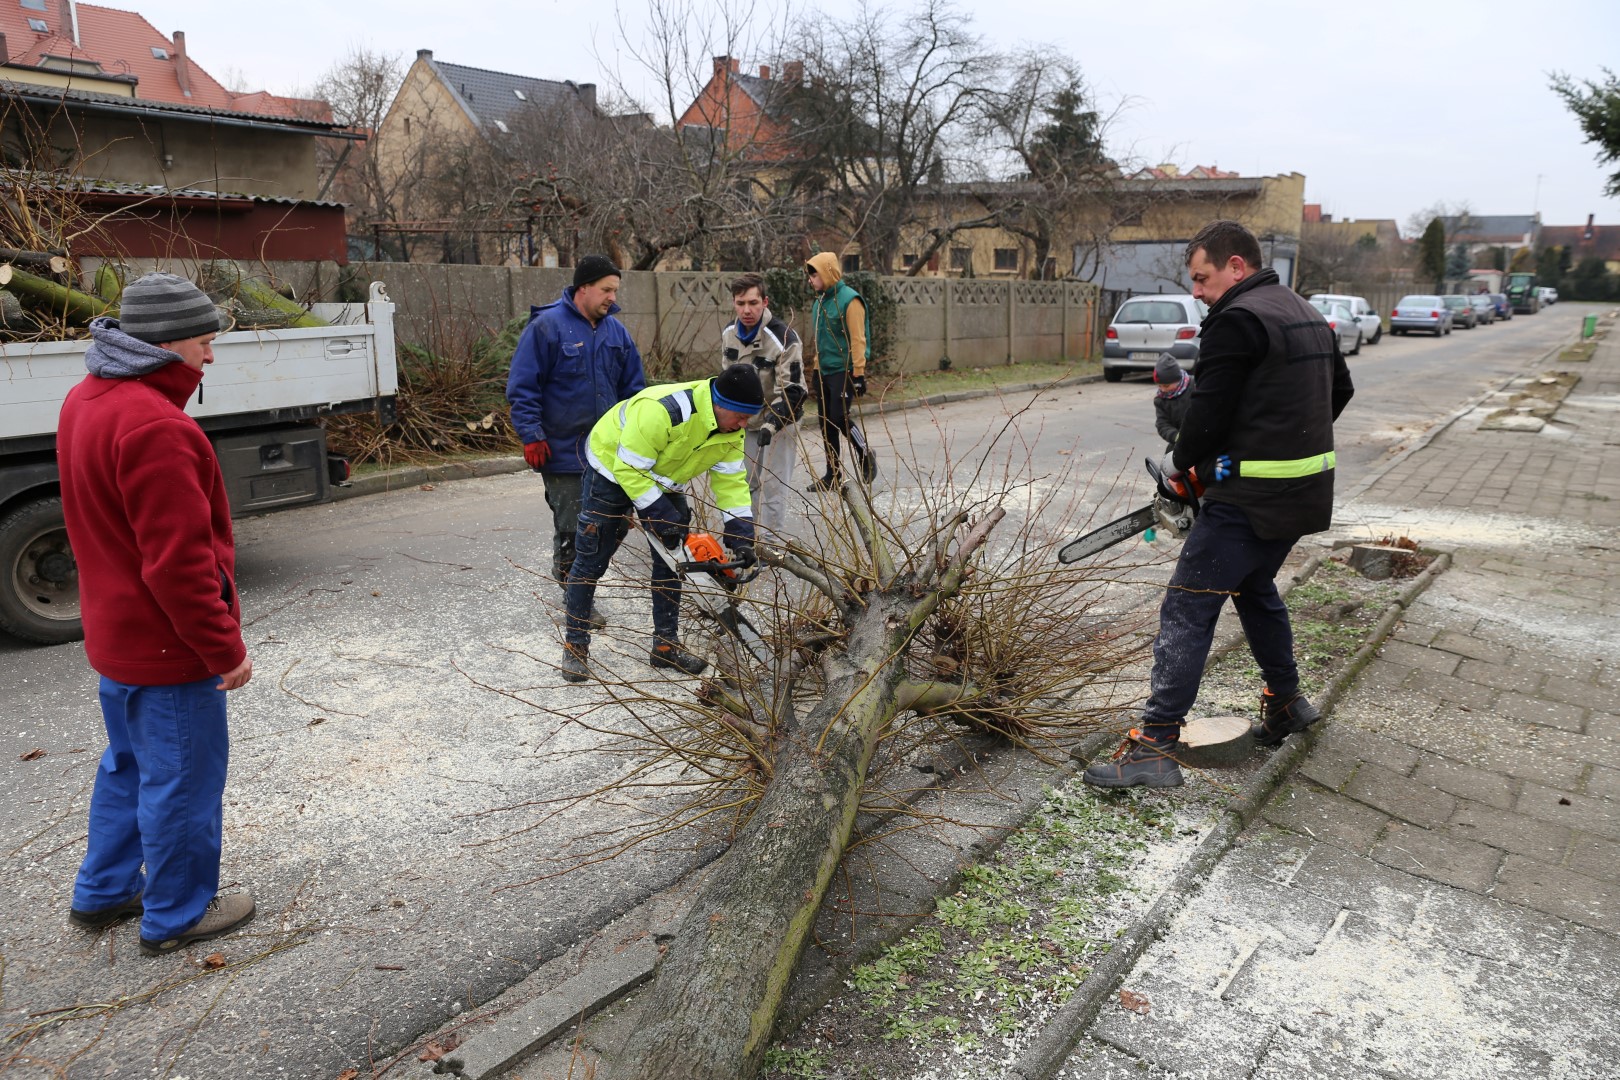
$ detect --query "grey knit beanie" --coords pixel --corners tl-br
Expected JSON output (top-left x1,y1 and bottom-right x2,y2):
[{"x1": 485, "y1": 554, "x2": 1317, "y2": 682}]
[
  {"x1": 1153, "y1": 353, "x2": 1185, "y2": 384},
  {"x1": 118, "y1": 272, "x2": 222, "y2": 345}
]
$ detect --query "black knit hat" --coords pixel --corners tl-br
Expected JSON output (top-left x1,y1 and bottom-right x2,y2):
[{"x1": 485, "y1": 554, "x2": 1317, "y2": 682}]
[
  {"x1": 573, "y1": 254, "x2": 622, "y2": 288},
  {"x1": 119, "y1": 272, "x2": 222, "y2": 344},
  {"x1": 1154, "y1": 353, "x2": 1185, "y2": 384},
  {"x1": 712, "y1": 363, "x2": 764, "y2": 414}
]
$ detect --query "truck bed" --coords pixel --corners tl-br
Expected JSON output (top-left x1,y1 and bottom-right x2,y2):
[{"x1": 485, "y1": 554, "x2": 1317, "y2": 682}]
[{"x1": 0, "y1": 289, "x2": 397, "y2": 446}]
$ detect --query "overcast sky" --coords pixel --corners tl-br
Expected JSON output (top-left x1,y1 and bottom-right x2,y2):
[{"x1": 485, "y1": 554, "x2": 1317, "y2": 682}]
[{"x1": 131, "y1": 0, "x2": 1620, "y2": 234}]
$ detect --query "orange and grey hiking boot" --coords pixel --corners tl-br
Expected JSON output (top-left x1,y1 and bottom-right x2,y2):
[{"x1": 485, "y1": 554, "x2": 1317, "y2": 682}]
[
  {"x1": 649, "y1": 642, "x2": 708, "y2": 676},
  {"x1": 1251, "y1": 687, "x2": 1321, "y2": 747},
  {"x1": 1081, "y1": 729, "x2": 1184, "y2": 789}
]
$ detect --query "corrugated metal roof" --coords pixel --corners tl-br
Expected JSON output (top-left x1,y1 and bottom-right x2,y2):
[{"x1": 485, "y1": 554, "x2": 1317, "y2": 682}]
[
  {"x1": 14, "y1": 173, "x2": 345, "y2": 209},
  {"x1": 0, "y1": 78, "x2": 339, "y2": 129}
]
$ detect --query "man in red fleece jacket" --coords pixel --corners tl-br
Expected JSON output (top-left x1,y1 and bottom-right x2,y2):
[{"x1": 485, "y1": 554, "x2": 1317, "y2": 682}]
[{"x1": 57, "y1": 272, "x2": 256, "y2": 956}]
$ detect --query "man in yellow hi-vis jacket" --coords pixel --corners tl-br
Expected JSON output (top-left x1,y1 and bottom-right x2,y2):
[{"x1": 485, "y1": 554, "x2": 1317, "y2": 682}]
[{"x1": 560, "y1": 364, "x2": 764, "y2": 682}]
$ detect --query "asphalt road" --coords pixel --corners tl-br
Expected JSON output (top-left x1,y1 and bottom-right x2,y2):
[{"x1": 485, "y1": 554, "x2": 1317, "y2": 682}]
[{"x1": 0, "y1": 301, "x2": 1591, "y2": 1078}]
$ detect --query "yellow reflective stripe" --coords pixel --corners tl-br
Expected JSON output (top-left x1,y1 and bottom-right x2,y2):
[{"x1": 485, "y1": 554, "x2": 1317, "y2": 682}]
[{"x1": 1238, "y1": 451, "x2": 1336, "y2": 479}]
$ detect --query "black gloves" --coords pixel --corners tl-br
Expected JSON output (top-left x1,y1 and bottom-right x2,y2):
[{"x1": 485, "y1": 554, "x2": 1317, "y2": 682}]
[
  {"x1": 756, "y1": 425, "x2": 774, "y2": 447},
  {"x1": 850, "y1": 375, "x2": 867, "y2": 398}
]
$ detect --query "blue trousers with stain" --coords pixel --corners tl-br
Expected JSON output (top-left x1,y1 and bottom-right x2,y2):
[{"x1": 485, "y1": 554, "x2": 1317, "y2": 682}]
[{"x1": 73, "y1": 675, "x2": 228, "y2": 941}]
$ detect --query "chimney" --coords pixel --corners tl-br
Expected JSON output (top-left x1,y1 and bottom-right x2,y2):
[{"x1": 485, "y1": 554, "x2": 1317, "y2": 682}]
[
  {"x1": 758, "y1": 64, "x2": 770, "y2": 80},
  {"x1": 0, "y1": 33, "x2": 9, "y2": 63},
  {"x1": 417, "y1": 48, "x2": 433, "y2": 61},
  {"x1": 577, "y1": 82, "x2": 596, "y2": 112},
  {"x1": 1586, "y1": 213, "x2": 1595, "y2": 240},
  {"x1": 784, "y1": 60, "x2": 803, "y2": 84},
  {"x1": 172, "y1": 31, "x2": 192, "y2": 97},
  {"x1": 730, "y1": 57, "x2": 740, "y2": 74},
  {"x1": 59, "y1": 0, "x2": 77, "y2": 45},
  {"x1": 712, "y1": 55, "x2": 730, "y2": 78}
]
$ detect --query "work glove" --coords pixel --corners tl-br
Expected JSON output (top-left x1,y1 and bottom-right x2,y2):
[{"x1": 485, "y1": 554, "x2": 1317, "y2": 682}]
[
  {"x1": 1156, "y1": 452, "x2": 1206, "y2": 502},
  {"x1": 756, "y1": 425, "x2": 774, "y2": 448},
  {"x1": 730, "y1": 542, "x2": 758, "y2": 569},
  {"x1": 850, "y1": 374, "x2": 867, "y2": 398},
  {"x1": 640, "y1": 494, "x2": 690, "y2": 550},
  {"x1": 523, "y1": 441, "x2": 551, "y2": 471},
  {"x1": 1213, "y1": 454, "x2": 1233, "y2": 483}
]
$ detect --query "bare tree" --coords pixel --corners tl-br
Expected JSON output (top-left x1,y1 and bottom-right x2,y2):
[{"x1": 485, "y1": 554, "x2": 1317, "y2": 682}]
[
  {"x1": 784, "y1": 0, "x2": 1002, "y2": 272},
  {"x1": 308, "y1": 48, "x2": 408, "y2": 243}
]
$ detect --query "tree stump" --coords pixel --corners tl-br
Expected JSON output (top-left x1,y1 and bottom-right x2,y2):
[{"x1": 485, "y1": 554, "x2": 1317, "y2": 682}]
[{"x1": 1177, "y1": 716, "x2": 1252, "y2": 768}]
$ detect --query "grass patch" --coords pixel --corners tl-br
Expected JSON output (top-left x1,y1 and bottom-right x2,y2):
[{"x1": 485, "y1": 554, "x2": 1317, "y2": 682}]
[{"x1": 873, "y1": 359, "x2": 1095, "y2": 402}]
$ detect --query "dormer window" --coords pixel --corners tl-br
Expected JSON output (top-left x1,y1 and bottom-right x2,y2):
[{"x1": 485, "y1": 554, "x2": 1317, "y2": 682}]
[
  {"x1": 20, "y1": 0, "x2": 47, "y2": 11},
  {"x1": 151, "y1": 46, "x2": 169, "y2": 59}
]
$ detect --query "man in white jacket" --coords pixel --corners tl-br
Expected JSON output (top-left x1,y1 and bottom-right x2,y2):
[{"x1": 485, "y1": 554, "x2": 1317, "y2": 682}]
[{"x1": 720, "y1": 273, "x2": 807, "y2": 540}]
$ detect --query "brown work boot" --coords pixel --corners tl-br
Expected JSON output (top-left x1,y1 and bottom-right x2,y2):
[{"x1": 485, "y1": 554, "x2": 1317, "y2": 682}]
[
  {"x1": 1251, "y1": 688, "x2": 1321, "y2": 748},
  {"x1": 139, "y1": 892, "x2": 255, "y2": 956},
  {"x1": 69, "y1": 891, "x2": 143, "y2": 929},
  {"x1": 1081, "y1": 729, "x2": 1184, "y2": 789},
  {"x1": 561, "y1": 645, "x2": 591, "y2": 683}
]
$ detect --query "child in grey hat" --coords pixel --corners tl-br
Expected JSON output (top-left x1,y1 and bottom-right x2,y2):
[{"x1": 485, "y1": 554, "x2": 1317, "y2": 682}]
[{"x1": 1152, "y1": 353, "x2": 1193, "y2": 451}]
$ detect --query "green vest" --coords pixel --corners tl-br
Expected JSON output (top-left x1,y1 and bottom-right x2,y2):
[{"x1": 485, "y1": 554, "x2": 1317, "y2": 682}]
[{"x1": 813, "y1": 282, "x2": 870, "y2": 374}]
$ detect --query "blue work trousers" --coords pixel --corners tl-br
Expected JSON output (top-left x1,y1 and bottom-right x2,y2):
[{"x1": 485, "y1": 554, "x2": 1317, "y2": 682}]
[
  {"x1": 1139, "y1": 501, "x2": 1301, "y2": 741},
  {"x1": 73, "y1": 675, "x2": 228, "y2": 941},
  {"x1": 564, "y1": 468, "x2": 683, "y2": 649}
]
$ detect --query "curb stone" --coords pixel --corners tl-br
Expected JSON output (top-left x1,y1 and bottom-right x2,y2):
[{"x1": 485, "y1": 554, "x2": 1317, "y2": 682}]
[{"x1": 1006, "y1": 549, "x2": 1452, "y2": 1080}]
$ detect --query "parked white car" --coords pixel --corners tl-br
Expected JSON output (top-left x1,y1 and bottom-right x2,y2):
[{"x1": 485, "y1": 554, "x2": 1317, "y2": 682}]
[
  {"x1": 1308, "y1": 299, "x2": 1364, "y2": 356},
  {"x1": 1538, "y1": 286, "x2": 1559, "y2": 306},
  {"x1": 1309, "y1": 293, "x2": 1382, "y2": 345}
]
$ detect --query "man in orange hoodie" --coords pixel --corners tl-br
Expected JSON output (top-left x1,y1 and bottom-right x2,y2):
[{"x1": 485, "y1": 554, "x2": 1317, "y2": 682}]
[{"x1": 805, "y1": 252, "x2": 877, "y2": 490}]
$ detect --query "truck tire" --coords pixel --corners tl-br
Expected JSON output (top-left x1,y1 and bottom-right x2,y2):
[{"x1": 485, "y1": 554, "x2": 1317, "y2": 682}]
[{"x1": 0, "y1": 495, "x2": 83, "y2": 644}]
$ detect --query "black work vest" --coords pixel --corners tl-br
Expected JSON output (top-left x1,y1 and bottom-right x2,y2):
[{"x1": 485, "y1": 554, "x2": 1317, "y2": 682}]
[{"x1": 1199, "y1": 281, "x2": 1339, "y2": 539}]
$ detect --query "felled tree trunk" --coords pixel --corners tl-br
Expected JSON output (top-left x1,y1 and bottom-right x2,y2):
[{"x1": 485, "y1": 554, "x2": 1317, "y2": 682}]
[{"x1": 620, "y1": 507, "x2": 1003, "y2": 1080}]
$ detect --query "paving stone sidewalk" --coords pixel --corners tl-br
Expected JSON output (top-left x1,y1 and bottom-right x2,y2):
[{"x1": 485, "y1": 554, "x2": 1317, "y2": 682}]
[{"x1": 1058, "y1": 313, "x2": 1620, "y2": 1079}]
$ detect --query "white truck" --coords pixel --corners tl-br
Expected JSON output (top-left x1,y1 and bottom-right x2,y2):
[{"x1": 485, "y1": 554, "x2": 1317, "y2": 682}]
[{"x1": 0, "y1": 282, "x2": 398, "y2": 644}]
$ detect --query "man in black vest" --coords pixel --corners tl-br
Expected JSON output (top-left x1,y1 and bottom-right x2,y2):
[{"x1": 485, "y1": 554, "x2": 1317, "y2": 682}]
[{"x1": 1085, "y1": 220, "x2": 1355, "y2": 789}]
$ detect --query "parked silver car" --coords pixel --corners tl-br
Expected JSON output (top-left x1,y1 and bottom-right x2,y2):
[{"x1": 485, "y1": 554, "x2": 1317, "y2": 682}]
[
  {"x1": 1390, "y1": 295, "x2": 1453, "y2": 336},
  {"x1": 1441, "y1": 294, "x2": 1478, "y2": 330},
  {"x1": 1308, "y1": 299, "x2": 1363, "y2": 356},
  {"x1": 1309, "y1": 293, "x2": 1382, "y2": 345},
  {"x1": 1102, "y1": 294, "x2": 1206, "y2": 382},
  {"x1": 1468, "y1": 294, "x2": 1496, "y2": 325}
]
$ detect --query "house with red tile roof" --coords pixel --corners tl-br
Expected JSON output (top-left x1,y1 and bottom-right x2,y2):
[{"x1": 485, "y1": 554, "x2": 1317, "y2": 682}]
[
  {"x1": 0, "y1": 1, "x2": 350, "y2": 264},
  {"x1": 1541, "y1": 214, "x2": 1620, "y2": 274}
]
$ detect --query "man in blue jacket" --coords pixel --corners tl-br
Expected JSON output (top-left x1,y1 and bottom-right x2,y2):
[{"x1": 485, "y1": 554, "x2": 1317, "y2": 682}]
[{"x1": 506, "y1": 255, "x2": 647, "y2": 587}]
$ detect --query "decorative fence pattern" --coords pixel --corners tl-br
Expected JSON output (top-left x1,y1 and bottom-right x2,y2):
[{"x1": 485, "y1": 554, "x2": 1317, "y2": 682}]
[{"x1": 354, "y1": 262, "x2": 1100, "y2": 374}]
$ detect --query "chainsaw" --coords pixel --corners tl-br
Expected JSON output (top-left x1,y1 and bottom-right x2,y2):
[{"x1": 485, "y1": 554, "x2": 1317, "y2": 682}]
[
  {"x1": 1056, "y1": 457, "x2": 1199, "y2": 564},
  {"x1": 649, "y1": 530, "x2": 772, "y2": 665}
]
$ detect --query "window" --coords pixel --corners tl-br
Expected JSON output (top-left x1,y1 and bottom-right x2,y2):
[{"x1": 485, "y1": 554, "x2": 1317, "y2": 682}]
[
  {"x1": 150, "y1": 46, "x2": 168, "y2": 59},
  {"x1": 993, "y1": 248, "x2": 1018, "y2": 272},
  {"x1": 403, "y1": 117, "x2": 411, "y2": 137},
  {"x1": 27, "y1": 17, "x2": 47, "y2": 31},
  {"x1": 20, "y1": 0, "x2": 47, "y2": 10},
  {"x1": 841, "y1": 253, "x2": 860, "y2": 274},
  {"x1": 1114, "y1": 300, "x2": 1194, "y2": 325},
  {"x1": 513, "y1": 88, "x2": 527, "y2": 101},
  {"x1": 494, "y1": 120, "x2": 509, "y2": 134},
  {"x1": 901, "y1": 253, "x2": 917, "y2": 269},
  {"x1": 949, "y1": 247, "x2": 971, "y2": 272}
]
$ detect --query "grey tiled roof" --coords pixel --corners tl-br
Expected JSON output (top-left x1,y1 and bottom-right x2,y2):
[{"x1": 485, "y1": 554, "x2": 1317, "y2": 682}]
[
  {"x1": 0, "y1": 78, "x2": 339, "y2": 129},
  {"x1": 1441, "y1": 215, "x2": 1540, "y2": 242},
  {"x1": 429, "y1": 58, "x2": 598, "y2": 131}
]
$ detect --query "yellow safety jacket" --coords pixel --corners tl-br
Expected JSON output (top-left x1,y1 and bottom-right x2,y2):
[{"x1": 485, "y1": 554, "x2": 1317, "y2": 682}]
[{"x1": 586, "y1": 379, "x2": 753, "y2": 521}]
